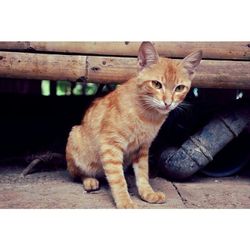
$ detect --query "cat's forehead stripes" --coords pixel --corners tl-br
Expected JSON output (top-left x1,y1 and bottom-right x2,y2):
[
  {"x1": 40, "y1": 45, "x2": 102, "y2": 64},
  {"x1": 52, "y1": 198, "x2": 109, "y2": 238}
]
[
  {"x1": 147, "y1": 58, "x2": 185, "y2": 89},
  {"x1": 164, "y1": 62, "x2": 179, "y2": 84},
  {"x1": 161, "y1": 59, "x2": 182, "y2": 87}
]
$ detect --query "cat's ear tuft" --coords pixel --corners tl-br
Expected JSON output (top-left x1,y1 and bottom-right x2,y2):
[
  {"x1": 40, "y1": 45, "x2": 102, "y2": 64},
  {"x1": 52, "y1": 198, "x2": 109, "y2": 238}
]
[
  {"x1": 182, "y1": 50, "x2": 202, "y2": 78},
  {"x1": 138, "y1": 42, "x2": 159, "y2": 70}
]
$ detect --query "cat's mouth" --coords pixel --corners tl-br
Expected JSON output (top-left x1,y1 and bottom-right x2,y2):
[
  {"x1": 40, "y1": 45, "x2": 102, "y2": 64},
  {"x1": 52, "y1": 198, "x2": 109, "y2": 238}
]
[
  {"x1": 156, "y1": 106, "x2": 170, "y2": 114},
  {"x1": 157, "y1": 102, "x2": 179, "y2": 113}
]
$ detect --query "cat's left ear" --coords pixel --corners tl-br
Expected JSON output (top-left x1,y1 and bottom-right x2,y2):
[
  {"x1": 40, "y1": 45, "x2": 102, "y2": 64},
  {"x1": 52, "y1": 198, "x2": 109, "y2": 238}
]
[
  {"x1": 181, "y1": 50, "x2": 202, "y2": 79},
  {"x1": 138, "y1": 42, "x2": 159, "y2": 70}
]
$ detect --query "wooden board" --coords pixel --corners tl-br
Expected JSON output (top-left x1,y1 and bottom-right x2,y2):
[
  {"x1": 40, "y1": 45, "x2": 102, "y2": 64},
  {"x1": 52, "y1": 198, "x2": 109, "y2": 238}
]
[
  {"x1": 0, "y1": 52, "x2": 87, "y2": 81},
  {"x1": 0, "y1": 42, "x2": 250, "y2": 60},
  {"x1": 88, "y1": 56, "x2": 250, "y2": 89},
  {"x1": 1, "y1": 51, "x2": 250, "y2": 89}
]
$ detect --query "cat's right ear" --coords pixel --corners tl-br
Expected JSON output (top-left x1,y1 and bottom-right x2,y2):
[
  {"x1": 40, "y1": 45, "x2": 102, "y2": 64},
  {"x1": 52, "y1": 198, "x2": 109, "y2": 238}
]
[
  {"x1": 181, "y1": 50, "x2": 202, "y2": 79},
  {"x1": 138, "y1": 42, "x2": 159, "y2": 70}
]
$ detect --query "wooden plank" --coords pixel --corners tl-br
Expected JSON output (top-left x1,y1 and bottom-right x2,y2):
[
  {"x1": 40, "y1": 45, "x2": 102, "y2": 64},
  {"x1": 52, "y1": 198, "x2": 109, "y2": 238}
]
[
  {"x1": 0, "y1": 52, "x2": 87, "y2": 81},
  {"x1": 1, "y1": 51, "x2": 250, "y2": 89},
  {"x1": 0, "y1": 42, "x2": 250, "y2": 60},
  {"x1": 87, "y1": 56, "x2": 137, "y2": 83},
  {"x1": 88, "y1": 56, "x2": 250, "y2": 89}
]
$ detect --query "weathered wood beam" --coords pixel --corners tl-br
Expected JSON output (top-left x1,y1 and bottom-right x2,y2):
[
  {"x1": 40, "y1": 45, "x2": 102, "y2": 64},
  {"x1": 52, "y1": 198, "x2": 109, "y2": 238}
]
[
  {"x1": 0, "y1": 52, "x2": 87, "y2": 82},
  {"x1": 0, "y1": 42, "x2": 250, "y2": 60},
  {"x1": 1, "y1": 51, "x2": 250, "y2": 89}
]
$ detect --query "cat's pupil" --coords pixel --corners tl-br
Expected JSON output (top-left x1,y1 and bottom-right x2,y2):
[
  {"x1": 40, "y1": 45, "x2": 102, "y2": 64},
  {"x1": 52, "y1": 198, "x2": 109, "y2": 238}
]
[
  {"x1": 152, "y1": 80, "x2": 162, "y2": 89},
  {"x1": 175, "y1": 85, "x2": 185, "y2": 92}
]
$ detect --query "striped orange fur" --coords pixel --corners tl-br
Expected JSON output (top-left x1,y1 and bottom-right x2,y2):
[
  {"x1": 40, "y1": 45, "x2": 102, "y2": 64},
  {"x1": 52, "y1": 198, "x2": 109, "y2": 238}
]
[{"x1": 66, "y1": 42, "x2": 202, "y2": 208}]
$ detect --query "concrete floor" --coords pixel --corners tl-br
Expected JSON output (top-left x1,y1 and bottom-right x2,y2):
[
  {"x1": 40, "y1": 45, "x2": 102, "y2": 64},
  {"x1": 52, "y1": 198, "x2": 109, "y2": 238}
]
[{"x1": 0, "y1": 164, "x2": 250, "y2": 209}]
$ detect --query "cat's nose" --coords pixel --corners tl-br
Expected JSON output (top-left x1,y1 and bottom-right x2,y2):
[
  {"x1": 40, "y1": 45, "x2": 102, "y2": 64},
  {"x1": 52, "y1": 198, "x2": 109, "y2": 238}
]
[{"x1": 164, "y1": 101, "x2": 171, "y2": 108}]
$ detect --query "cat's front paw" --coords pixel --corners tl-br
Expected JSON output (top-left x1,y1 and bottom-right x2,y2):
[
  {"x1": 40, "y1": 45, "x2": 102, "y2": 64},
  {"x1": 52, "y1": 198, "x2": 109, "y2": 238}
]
[
  {"x1": 116, "y1": 200, "x2": 138, "y2": 209},
  {"x1": 140, "y1": 191, "x2": 166, "y2": 204}
]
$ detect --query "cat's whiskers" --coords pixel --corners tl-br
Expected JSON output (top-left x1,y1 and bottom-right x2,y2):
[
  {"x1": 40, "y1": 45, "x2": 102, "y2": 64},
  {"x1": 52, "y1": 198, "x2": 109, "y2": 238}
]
[
  {"x1": 172, "y1": 101, "x2": 193, "y2": 120},
  {"x1": 178, "y1": 101, "x2": 192, "y2": 108},
  {"x1": 176, "y1": 102, "x2": 192, "y2": 112},
  {"x1": 139, "y1": 95, "x2": 165, "y2": 111},
  {"x1": 139, "y1": 103, "x2": 155, "y2": 112},
  {"x1": 138, "y1": 96, "x2": 155, "y2": 110}
]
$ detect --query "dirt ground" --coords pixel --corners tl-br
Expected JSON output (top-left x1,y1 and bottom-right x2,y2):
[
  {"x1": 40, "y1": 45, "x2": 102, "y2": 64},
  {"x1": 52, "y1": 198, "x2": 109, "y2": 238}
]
[{"x1": 0, "y1": 164, "x2": 250, "y2": 209}]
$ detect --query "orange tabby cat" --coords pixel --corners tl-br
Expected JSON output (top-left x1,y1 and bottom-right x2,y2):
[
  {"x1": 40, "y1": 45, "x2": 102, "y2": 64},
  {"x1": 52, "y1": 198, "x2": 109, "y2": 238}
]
[{"x1": 66, "y1": 42, "x2": 202, "y2": 208}]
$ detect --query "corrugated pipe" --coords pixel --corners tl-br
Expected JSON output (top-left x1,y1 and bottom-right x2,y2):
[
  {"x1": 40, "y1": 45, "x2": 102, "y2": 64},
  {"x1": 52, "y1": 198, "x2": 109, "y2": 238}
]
[{"x1": 159, "y1": 105, "x2": 250, "y2": 181}]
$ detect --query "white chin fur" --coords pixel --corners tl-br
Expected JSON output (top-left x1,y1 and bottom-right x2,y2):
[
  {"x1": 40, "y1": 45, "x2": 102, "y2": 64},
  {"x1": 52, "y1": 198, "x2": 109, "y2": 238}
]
[
  {"x1": 169, "y1": 102, "x2": 179, "y2": 111},
  {"x1": 157, "y1": 108, "x2": 170, "y2": 114}
]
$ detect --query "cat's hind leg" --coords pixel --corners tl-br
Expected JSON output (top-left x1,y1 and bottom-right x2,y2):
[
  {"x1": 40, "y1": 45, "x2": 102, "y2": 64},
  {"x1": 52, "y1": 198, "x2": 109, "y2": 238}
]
[
  {"x1": 66, "y1": 126, "x2": 102, "y2": 192},
  {"x1": 66, "y1": 152, "x2": 100, "y2": 192},
  {"x1": 82, "y1": 176, "x2": 100, "y2": 192},
  {"x1": 82, "y1": 177, "x2": 99, "y2": 192},
  {"x1": 66, "y1": 153, "x2": 82, "y2": 180}
]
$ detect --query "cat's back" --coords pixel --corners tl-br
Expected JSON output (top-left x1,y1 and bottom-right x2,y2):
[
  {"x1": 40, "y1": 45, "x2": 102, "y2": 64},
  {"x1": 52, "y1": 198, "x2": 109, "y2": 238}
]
[{"x1": 81, "y1": 88, "x2": 121, "y2": 134}]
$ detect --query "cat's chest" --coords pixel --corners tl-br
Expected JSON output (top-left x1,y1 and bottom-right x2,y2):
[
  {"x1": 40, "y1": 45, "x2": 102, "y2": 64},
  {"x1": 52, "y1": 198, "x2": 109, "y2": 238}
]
[
  {"x1": 123, "y1": 122, "x2": 160, "y2": 161},
  {"x1": 123, "y1": 132, "x2": 151, "y2": 167}
]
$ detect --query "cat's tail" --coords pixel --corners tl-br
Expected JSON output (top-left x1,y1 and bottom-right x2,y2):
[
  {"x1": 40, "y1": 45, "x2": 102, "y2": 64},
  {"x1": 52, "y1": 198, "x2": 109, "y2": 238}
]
[{"x1": 20, "y1": 151, "x2": 66, "y2": 177}]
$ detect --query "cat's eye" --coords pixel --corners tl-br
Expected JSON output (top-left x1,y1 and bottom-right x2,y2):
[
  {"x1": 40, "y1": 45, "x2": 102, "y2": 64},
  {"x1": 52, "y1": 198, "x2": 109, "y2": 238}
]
[
  {"x1": 152, "y1": 80, "x2": 162, "y2": 89},
  {"x1": 175, "y1": 85, "x2": 186, "y2": 92}
]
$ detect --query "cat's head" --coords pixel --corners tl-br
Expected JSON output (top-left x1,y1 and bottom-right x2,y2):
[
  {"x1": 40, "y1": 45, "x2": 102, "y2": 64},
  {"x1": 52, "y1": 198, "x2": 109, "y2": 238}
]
[{"x1": 136, "y1": 42, "x2": 202, "y2": 114}]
